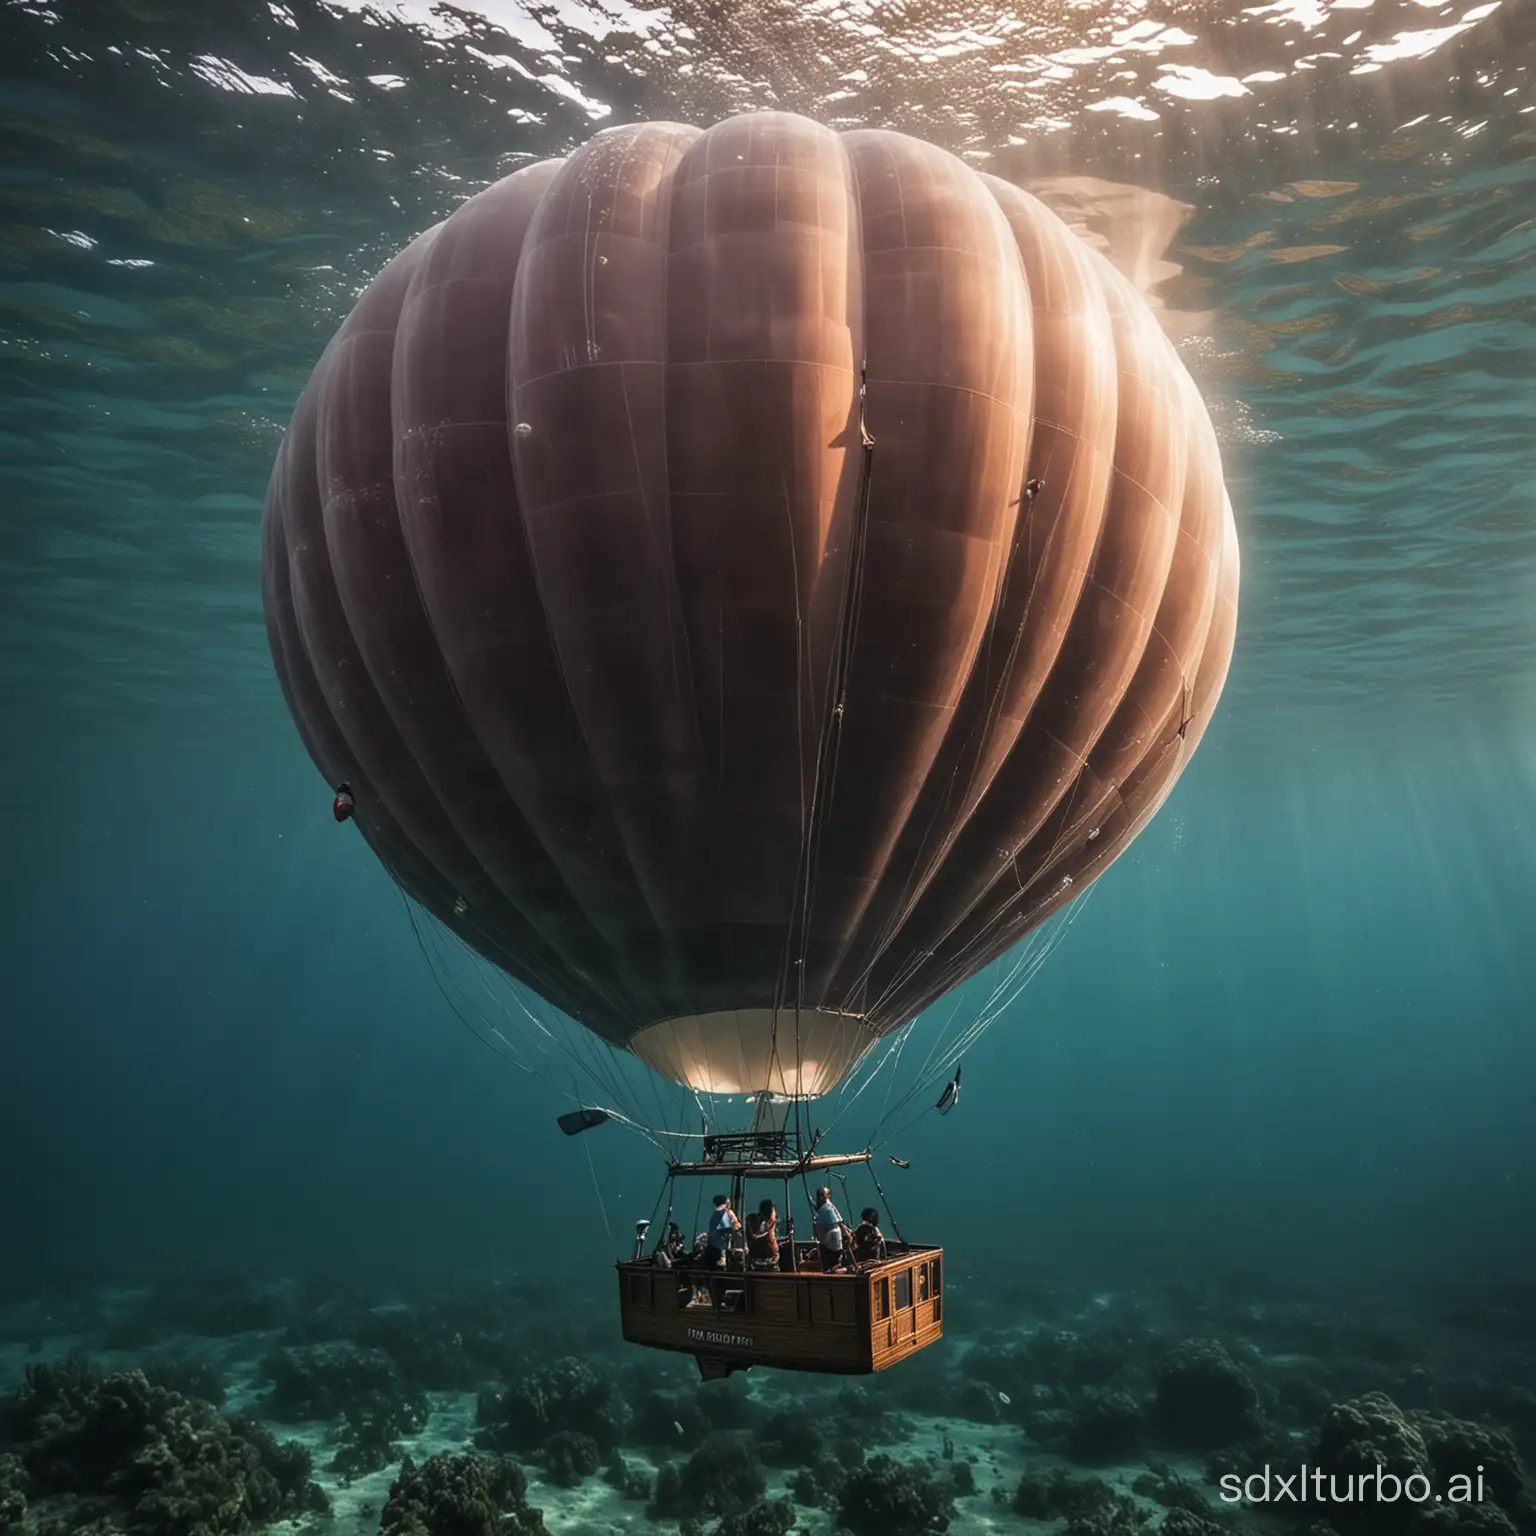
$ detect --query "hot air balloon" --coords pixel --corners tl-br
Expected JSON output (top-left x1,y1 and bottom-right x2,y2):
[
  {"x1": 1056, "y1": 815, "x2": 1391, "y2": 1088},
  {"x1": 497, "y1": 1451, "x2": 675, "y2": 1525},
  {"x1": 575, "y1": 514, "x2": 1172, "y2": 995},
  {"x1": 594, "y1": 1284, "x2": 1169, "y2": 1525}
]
[{"x1": 261, "y1": 112, "x2": 1238, "y2": 1381}]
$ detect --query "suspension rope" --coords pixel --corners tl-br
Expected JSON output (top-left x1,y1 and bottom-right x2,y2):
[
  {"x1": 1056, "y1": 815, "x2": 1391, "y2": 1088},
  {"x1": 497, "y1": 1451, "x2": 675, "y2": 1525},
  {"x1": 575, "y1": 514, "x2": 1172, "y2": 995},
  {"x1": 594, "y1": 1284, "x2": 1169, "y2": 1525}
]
[
  {"x1": 868, "y1": 1160, "x2": 908, "y2": 1249},
  {"x1": 867, "y1": 893, "x2": 1090, "y2": 1149},
  {"x1": 833, "y1": 480, "x2": 1051, "y2": 1007},
  {"x1": 583, "y1": 1136, "x2": 614, "y2": 1248},
  {"x1": 643, "y1": 1171, "x2": 673, "y2": 1254},
  {"x1": 393, "y1": 885, "x2": 691, "y2": 1158},
  {"x1": 771, "y1": 357, "x2": 879, "y2": 1154}
]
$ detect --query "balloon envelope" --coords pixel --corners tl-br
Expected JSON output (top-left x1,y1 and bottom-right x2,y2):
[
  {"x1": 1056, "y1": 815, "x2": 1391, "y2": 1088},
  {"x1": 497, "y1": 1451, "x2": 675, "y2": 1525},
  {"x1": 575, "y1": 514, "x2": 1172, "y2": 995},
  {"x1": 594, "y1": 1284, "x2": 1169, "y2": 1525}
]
[{"x1": 261, "y1": 112, "x2": 1238, "y2": 1101}]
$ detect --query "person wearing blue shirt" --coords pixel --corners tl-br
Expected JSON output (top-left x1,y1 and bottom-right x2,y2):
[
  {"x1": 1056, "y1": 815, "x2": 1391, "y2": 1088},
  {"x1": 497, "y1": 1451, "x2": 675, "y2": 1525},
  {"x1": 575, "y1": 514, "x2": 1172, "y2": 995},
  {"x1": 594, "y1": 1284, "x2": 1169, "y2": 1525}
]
[
  {"x1": 705, "y1": 1193, "x2": 738, "y2": 1268},
  {"x1": 812, "y1": 1187, "x2": 852, "y2": 1272}
]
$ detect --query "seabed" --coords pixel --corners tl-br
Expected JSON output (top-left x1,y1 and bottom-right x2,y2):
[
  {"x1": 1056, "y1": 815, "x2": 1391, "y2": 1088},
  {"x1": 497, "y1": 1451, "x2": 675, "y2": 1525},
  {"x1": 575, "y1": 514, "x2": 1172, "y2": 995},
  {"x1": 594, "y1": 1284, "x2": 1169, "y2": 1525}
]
[{"x1": 0, "y1": 1264, "x2": 1528, "y2": 1535}]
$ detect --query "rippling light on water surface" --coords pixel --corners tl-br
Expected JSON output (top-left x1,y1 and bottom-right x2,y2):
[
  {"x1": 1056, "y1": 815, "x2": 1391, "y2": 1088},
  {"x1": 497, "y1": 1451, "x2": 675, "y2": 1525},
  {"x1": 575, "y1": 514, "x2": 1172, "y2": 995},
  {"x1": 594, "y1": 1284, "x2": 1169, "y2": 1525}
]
[{"x1": 3, "y1": 0, "x2": 1532, "y2": 752}]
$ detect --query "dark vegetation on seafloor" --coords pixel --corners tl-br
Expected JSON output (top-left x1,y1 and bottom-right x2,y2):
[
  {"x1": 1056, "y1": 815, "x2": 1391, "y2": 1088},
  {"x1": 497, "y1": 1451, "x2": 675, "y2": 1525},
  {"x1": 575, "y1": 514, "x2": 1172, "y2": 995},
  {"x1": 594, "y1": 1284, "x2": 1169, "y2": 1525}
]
[{"x1": 0, "y1": 1267, "x2": 1532, "y2": 1536}]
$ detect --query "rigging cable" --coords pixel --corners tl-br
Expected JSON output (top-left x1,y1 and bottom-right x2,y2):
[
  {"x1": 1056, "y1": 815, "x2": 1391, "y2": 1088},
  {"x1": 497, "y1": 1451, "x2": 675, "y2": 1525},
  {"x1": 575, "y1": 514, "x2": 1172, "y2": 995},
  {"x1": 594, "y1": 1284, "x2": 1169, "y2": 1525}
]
[
  {"x1": 867, "y1": 1159, "x2": 908, "y2": 1249},
  {"x1": 584, "y1": 1135, "x2": 614, "y2": 1248},
  {"x1": 862, "y1": 890, "x2": 1091, "y2": 1151},
  {"x1": 394, "y1": 886, "x2": 690, "y2": 1156},
  {"x1": 771, "y1": 352, "x2": 879, "y2": 1157}
]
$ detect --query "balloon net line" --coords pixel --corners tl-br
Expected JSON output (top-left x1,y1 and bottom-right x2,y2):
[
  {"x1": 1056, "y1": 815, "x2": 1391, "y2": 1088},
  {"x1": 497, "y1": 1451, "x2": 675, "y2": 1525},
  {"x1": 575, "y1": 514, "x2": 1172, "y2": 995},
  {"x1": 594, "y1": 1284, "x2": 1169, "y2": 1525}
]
[
  {"x1": 873, "y1": 887, "x2": 1088, "y2": 1149},
  {"x1": 812, "y1": 887, "x2": 1089, "y2": 1154},
  {"x1": 392, "y1": 849, "x2": 1087, "y2": 1167},
  {"x1": 395, "y1": 888, "x2": 693, "y2": 1157},
  {"x1": 857, "y1": 771, "x2": 1088, "y2": 1033},
  {"x1": 817, "y1": 476, "x2": 1055, "y2": 1022},
  {"x1": 398, "y1": 890, "x2": 812, "y2": 1152}
]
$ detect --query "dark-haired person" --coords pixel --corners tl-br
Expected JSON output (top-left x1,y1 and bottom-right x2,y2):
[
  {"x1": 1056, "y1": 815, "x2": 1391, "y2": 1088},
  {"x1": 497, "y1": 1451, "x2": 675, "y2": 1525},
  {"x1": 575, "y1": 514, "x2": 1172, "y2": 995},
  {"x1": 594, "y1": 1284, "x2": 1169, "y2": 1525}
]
[
  {"x1": 851, "y1": 1208, "x2": 887, "y2": 1265},
  {"x1": 745, "y1": 1198, "x2": 780, "y2": 1271}
]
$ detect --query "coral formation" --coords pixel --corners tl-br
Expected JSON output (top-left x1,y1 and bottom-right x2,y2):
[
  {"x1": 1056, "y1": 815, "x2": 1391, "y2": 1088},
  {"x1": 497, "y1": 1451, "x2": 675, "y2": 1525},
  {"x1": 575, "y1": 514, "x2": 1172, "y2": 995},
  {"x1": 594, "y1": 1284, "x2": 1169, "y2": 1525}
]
[
  {"x1": 256, "y1": 1342, "x2": 429, "y2": 1484},
  {"x1": 1012, "y1": 1469, "x2": 1129, "y2": 1522},
  {"x1": 1408, "y1": 1508, "x2": 1521, "y2": 1536},
  {"x1": 1025, "y1": 1387, "x2": 1149, "y2": 1463},
  {"x1": 702, "y1": 1499, "x2": 795, "y2": 1536},
  {"x1": 836, "y1": 1452, "x2": 954, "y2": 1536},
  {"x1": 0, "y1": 1358, "x2": 327, "y2": 1535},
  {"x1": 1313, "y1": 1391, "x2": 1432, "y2": 1492},
  {"x1": 139, "y1": 1353, "x2": 228, "y2": 1408},
  {"x1": 1414, "y1": 1409, "x2": 1525, "y2": 1511},
  {"x1": 757, "y1": 1407, "x2": 826, "y2": 1469},
  {"x1": 327, "y1": 1399, "x2": 413, "y2": 1483},
  {"x1": 379, "y1": 1451, "x2": 545, "y2": 1536},
  {"x1": 649, "y1": 1434, "x2": 768, "y2": 1524},
  {"x1": 1310, "y1": 1393, "x2": 1531, "y2": 1533},
  {"x1": 1133, "y1": 1458, "x2": 1223, "y2": 1517},
  {"x1": 475, "y1": 1357, "x2": 628, "y2": 1454},
  {"x1": 538, "y1": 1428, "x2": 600, "y2": 1487},
  {"x1": 601, "y1": 1450, "x2": 652, "y2": 1501},
  {"x1": 0, "y1": 1452, "x2": 25, "y2": 1534},
  {"x1": 788, "y1": 1452, "x2": 853, "y2": 1511},
  {"x1": 260, "y1": 1342, "x2": 425, "y2": 1426},
  {"x1": 1154, "y1": 1340, "x2": 1265, "y2": 1450},
  {"x1": 1161, "y1": 1508, "x2": 1228, "y2": 1536}
]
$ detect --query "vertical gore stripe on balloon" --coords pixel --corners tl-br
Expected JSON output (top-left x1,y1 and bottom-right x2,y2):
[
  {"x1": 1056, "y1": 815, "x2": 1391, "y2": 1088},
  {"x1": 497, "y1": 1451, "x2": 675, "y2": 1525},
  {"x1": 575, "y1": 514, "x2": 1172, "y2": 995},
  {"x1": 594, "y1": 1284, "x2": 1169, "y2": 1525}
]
[
  {"x1": 284, "y1": 233, "x2": 604, "y2": 1024},
  {"x1": 660, "y1": 112, "x2": 864, "y2": 976},
  {"x1": 805, "y1": 130, "x2": 1034, "y2": 1000},
  {"x1": 826, "y1": 176, "x2": 1117, "y2": 1010},
  {"x1": 860, "y1": 235, "x2": 1190, "y2": 1013},
  {"x1": 392, "y1": 161, "x2": 658, "y2": 1037},
  {"x1": 509, "y1": 124, "x2": 707, "y2": 1007}
]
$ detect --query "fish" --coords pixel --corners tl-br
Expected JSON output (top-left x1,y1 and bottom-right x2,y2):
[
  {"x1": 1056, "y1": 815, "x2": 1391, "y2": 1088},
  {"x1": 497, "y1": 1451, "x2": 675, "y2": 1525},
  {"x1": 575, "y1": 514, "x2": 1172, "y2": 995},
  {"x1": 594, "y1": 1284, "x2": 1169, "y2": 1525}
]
[
  {"x1": 673, "y1": 1420, "x2": 685, "y2": 1437},
  {"x1": 998, "y1": 1391, "x2": 1012, "y2": 1406}
]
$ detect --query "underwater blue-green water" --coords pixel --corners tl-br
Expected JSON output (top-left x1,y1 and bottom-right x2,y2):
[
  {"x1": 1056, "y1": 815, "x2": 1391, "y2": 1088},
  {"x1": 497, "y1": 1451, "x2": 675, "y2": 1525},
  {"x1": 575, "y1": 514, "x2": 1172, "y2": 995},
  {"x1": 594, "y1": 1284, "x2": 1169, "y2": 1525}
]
[{"x1": 2, "y1": 4, "x2": 1535, "y2": 1535}]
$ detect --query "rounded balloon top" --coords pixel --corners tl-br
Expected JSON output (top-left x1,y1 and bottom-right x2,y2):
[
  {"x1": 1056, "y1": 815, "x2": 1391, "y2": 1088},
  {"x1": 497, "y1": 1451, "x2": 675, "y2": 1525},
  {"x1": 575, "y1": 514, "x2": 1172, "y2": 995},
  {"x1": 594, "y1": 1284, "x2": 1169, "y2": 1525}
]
[{"x1": 262, "y1": 112, "x2": 1238, "y2": 1100}]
